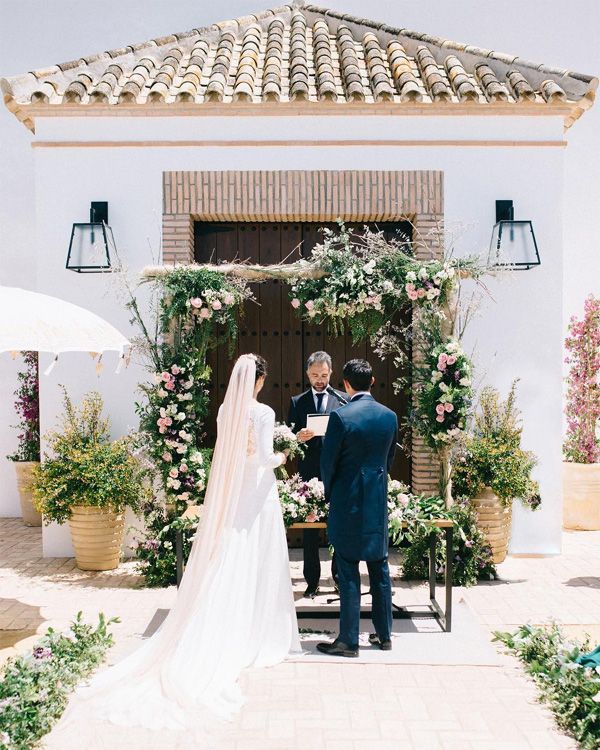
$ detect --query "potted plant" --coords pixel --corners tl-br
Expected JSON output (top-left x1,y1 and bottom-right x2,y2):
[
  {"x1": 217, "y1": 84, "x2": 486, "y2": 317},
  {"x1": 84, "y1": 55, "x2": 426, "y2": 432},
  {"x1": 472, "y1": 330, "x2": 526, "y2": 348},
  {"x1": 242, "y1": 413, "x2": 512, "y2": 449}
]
[
  {"x1": 563, "y1": 295, "x2": 600, "y2": 530},
  {"x1": 32, "y1": 389, "x2": 145, "y2": 570},
  {"x1": 6, "y1": 352, "x2": 42, "y2": 526},
  {"x1": 452, "y1": 382, "x2": 541, "y2": 563}
]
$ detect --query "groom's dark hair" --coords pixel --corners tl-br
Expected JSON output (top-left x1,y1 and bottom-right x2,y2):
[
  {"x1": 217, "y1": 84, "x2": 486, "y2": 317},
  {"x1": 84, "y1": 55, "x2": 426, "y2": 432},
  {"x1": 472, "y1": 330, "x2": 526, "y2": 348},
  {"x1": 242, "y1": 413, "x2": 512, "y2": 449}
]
[{"x1": 342, "y1": 359, "x2": 373, "y2": 391}]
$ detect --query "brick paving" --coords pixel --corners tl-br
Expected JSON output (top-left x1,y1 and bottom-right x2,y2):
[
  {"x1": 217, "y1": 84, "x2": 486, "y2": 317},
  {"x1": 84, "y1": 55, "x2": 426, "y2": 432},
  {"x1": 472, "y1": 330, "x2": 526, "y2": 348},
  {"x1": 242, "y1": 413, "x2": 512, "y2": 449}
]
[{"x1": 2, "y1": 518, "x2": 597, "y2": 749}]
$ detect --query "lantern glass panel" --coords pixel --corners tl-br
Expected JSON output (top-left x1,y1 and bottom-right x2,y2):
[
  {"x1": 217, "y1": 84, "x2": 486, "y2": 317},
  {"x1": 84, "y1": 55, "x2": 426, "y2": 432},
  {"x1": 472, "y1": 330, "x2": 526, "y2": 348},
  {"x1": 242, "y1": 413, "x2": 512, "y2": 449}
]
[
  {"x1": 489, "y1": 220, "x2": 540, "y2": 270},
  {"x1": 66, "y1": 223, "x2": 114, "y2": 272}
]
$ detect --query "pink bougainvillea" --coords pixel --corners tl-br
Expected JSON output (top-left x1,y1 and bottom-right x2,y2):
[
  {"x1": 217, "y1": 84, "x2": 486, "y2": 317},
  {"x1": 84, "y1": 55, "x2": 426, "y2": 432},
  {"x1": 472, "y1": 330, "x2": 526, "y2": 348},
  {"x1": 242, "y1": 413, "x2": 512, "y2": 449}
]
[{"x1": 564, "y1": 295, "x2": 600, "y2": 463}]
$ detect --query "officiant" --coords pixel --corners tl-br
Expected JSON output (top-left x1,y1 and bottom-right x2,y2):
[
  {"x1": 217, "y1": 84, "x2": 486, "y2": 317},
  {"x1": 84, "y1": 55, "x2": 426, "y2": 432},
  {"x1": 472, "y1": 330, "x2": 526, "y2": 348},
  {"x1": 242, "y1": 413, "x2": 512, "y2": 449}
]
[{"x1": 287, "y1": 351, "x2": 346, "y2": 597}]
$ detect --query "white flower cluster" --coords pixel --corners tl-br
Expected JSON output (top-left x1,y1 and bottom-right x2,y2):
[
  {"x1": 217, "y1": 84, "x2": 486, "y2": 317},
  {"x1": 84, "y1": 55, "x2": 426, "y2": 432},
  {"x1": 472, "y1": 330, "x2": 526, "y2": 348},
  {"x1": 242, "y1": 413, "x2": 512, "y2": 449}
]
[{"x1": 405, "y1": 261, "x2": 456, "y2": 302}]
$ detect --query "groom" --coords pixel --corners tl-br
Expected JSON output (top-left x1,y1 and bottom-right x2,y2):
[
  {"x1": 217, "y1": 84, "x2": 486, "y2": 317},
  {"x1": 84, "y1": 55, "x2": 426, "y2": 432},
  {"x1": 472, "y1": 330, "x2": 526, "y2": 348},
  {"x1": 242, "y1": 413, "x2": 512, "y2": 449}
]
[{"x1": 318, "y1": 359, "x2": 398, "y2": 657}]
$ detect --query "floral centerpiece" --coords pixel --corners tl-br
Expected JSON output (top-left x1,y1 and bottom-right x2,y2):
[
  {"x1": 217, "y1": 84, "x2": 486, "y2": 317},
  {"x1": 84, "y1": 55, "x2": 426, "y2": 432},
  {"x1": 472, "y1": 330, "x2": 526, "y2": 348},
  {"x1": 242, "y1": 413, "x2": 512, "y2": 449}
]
[
  {"x1": 562, "y1": 294, "x2": 600, "y2": 530},
  {"x1": 277, "y1": 474, "x2": 326, "y2": 526}
]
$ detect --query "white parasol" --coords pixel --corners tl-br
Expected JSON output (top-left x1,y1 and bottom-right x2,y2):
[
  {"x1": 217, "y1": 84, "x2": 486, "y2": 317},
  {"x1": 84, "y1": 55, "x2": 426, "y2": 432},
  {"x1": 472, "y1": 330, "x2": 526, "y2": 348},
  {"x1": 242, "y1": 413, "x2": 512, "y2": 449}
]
[{"x1": 0, "y1": 286, "x2": 130, "y2": 373}]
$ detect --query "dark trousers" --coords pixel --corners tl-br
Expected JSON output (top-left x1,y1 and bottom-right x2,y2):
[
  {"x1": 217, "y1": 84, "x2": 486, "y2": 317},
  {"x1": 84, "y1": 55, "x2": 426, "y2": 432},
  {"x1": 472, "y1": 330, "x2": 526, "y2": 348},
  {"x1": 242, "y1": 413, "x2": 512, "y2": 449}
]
[
  {"x1": 336, "y1": 553, "x2": 392, "y2": 648},
  {"x1": 303, "y1": 529, "x2": 338, "y2": 590}
]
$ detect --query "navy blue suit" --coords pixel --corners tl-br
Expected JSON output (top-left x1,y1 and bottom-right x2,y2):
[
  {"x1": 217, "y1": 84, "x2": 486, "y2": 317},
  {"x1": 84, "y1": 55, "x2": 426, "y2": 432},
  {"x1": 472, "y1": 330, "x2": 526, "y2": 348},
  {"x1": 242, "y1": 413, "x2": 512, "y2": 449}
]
[{"x1": 321, "y1": 393, "x2": 398, "y2": 646}]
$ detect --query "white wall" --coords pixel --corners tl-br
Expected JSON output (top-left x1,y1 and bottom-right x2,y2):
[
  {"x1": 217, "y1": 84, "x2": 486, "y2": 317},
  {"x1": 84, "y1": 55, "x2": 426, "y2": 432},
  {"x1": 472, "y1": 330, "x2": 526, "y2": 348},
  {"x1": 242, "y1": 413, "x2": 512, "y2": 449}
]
[
  {"x1": 29, "y1": 110, "x2": 564, "y2": 553},
  {"x1": 1, "y1": 0, "x2": 597, "y2": 557}
]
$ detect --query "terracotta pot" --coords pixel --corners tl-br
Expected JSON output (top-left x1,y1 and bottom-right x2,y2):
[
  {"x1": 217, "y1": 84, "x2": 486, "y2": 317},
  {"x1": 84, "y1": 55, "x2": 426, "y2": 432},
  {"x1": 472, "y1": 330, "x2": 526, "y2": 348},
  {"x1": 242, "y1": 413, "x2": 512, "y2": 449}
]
[
  {"x1": 68, "y1": 506, "x2": 125, "y2": 571},
  {"x1": 563, "y1": 462, "x2": 600, "y2": 531},
  {"x1": 13, "y1": 461, "x2": 42, "y2": 527},
  {"x1": 472, "y1": 487, "x2": 512, "y2": 564}
]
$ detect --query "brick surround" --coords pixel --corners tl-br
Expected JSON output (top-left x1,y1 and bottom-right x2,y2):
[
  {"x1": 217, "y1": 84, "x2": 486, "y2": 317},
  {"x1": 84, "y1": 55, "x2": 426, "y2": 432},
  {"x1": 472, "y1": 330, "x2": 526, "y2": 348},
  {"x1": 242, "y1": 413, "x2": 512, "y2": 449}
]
[{"x1": 162, "y1": 169, "x2": 443, "y2": 494}]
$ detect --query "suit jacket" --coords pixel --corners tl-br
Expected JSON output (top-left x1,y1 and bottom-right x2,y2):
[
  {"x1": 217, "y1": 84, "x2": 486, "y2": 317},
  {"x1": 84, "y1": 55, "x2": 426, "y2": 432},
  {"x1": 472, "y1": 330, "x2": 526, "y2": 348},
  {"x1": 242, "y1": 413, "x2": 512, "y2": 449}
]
[
  {"x1": 321, "y1": 393, "x2": 398, "y2": 561},
  {"x1": 287, "y1": 388, "x2": 347, "y2": 481}
]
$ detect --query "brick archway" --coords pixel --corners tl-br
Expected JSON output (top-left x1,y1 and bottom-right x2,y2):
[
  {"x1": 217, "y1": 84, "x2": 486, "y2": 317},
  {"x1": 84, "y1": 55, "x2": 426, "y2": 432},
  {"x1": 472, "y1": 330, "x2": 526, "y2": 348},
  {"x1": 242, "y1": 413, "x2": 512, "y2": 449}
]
[{"x1": 162, "y1": 169, "x2": 444, "y2": 495}]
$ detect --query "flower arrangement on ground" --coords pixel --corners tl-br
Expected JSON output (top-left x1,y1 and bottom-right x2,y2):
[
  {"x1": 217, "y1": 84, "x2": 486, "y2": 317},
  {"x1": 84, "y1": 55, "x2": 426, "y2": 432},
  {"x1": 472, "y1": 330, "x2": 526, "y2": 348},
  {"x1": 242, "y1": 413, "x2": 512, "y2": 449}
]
[
  {"x1": 6, "y1": 351, "x2": 40, "y2": 463},
  {"x1": 387, "y1": 479, "x2": 496, "y2": 586},
  {"x1": 494, "y1": 623, "x2": 600, "y2": 749},
  {"x1": 0, "y1": 612, "x2": 116, "y2": 750},
  {"x1": 452, "y1": 381, "x2": 541, "y2": 510},
  {"x1": 32, "y1": 389, "x2": 146, "y2": 525},
  {"x1": 563, "y1": 295, "x2": 600, "y2": 464},
  {"x1": 278, "y1": 474, "x2": 326, "y2": 526}
]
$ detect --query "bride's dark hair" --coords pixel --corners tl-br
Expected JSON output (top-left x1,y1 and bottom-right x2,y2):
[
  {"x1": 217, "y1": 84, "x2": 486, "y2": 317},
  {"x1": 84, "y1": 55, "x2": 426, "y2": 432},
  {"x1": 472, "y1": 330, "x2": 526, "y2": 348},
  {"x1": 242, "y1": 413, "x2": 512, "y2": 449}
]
[{"x1": 253, "y1": 354, "x2": 268, "y2": 382}]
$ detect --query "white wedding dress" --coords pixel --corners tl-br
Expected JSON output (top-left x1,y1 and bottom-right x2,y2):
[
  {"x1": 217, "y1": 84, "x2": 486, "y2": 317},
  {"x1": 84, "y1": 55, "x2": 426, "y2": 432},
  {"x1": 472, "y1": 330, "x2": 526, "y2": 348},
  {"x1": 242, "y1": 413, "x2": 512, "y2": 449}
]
[{"x1": 43, "y1": 357, "x2": 300, "y2": 750}]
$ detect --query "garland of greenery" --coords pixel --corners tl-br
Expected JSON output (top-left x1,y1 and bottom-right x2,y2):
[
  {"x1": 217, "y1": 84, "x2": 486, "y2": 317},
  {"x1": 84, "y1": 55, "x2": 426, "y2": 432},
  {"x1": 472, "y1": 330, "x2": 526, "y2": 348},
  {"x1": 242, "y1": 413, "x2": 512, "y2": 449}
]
[
  {"x1": 131, "y1": 224, "x2": 483, "y2": 585},
  {"x1": 0, "y1": 613, "x2": 116, "y2": 750},
  {"x1": 494, "y1": 624, "x2": 600, "y2": 749}
]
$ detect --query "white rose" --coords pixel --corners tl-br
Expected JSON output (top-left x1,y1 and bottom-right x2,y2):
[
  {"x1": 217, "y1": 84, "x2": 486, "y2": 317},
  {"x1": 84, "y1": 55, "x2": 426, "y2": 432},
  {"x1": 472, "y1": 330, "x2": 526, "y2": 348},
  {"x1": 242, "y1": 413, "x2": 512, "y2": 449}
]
[
  {"x1": 418, "y1": 267, "x2": 428, "y2": 281},
  {"x1": 406, "y1": 271, "x2": 417, "y2": 282},
  {"x1": 459, "y1": 377, "x2": 471, "y2": 387}
]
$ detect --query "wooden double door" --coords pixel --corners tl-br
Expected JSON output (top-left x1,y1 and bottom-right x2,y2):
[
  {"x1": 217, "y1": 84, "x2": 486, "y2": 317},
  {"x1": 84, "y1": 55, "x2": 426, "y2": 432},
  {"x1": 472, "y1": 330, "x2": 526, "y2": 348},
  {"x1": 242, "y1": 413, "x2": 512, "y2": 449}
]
[{"x1": 195, "y1": 222, "x2": 411, "y2": 482}]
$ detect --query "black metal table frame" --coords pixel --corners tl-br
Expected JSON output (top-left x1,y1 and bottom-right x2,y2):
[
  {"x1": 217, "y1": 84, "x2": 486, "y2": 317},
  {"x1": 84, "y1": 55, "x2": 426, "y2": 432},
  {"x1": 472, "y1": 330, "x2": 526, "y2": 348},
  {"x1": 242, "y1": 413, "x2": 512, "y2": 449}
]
[{"x1": 176, "y1": 523, "x2": 453, "y2": 633}]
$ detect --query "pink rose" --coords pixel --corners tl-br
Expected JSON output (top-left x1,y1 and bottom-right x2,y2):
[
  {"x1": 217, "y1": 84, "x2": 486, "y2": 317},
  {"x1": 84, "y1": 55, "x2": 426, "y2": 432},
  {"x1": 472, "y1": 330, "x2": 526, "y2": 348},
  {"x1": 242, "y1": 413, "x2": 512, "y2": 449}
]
[
  {"x1": 169, "y1": 468, "x2": 178, "y2": 478},
  {"x1": 156, "y1": 418, "x2": 165, "y2": 427},
  {"x1": 161, "y1": 372, "x2": 171, "y2": 382},
  {"x1": 305, "y1": 301, "x2": 315, "y2": 311},
  {"x1": 199, "y1": 308, "x2": 211, "y2": 319},
  {"x1": 405, "y1": 283, "x2": 415, "y2": 293},
  {"x1": 164, "y1": 417, "x2": 173, "y2": 426},
  {"x1": 171, "y1": 365, "x2": 181, "y2": 375},
  {"x1": 437, "y1": 362, "x2": 446, "y2": 371},
  {"x1": 159, "y1": 426, "x2": 167, "y2": 434},
  {"x1": 306, "y1": 512, "x2": 317, "y2": 523},
  {"x1": 180, "y1": 463, "x2": 188, "y2": 473},
  {"x1": 446, "y1": 355, "x2": 456, "y2": 365},
  {"x1": 436, "y1": 415, "x2": 445, "y2": 423},
  {"x1": 165, "y1": 381, "x2": 175, "y2": 391},
  {"x1": 435, "y1": 404, "x2": 445, "y2": 415},
  {"x1": 190, "y1": 298, "x2": 202, "y2": 308},
  {"x1": 398, "y1": 493, "x2": 410, "y2": 507},
  {"x1": 211, "y1": 299, "x2": 222, "y2": 311},
  {"x1": 291, "y1": 298, "x2": 301, "y2": 309},
  {"x1": 438, "y1": 353, "x2": 448, "y2": 363},
  {"x1": 417, "y1": 289, "x2": 426, "y2": 299},
  {"x1": 162, "y1": 452, "x2": 172, "y2": 462},
  {"x1": 223, "y1": 293, "x2": 235, "y2": 305},
  {"x1": 407, "y1": 290, "x2": 419, "y2": 301},
  {"x1": 444, "y1": 402, "x2": 454, "y2": 413}
]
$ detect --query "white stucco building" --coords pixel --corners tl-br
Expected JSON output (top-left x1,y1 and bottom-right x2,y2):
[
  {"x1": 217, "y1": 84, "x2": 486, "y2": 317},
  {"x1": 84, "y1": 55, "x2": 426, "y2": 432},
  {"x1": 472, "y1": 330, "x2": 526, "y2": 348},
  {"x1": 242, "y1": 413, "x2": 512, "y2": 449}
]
[{"x1": 0, "y1": 2, "x2": 597, "y2": 556}]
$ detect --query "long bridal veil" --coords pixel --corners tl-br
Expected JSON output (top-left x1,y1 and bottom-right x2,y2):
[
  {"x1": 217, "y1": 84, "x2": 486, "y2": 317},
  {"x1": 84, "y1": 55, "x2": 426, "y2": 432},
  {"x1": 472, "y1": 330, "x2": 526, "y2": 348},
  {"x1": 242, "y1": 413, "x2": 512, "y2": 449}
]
[{"x1": 44, "y1": 355, "x2": 257, "y2": 749}]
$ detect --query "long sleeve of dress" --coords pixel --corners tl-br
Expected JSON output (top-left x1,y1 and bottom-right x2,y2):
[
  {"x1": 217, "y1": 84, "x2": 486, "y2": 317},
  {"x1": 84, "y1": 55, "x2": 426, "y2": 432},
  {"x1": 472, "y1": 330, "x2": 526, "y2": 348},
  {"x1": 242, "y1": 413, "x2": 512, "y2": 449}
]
[{"x1": 257, "y1": 407, "x2": 285, "y2": 469}]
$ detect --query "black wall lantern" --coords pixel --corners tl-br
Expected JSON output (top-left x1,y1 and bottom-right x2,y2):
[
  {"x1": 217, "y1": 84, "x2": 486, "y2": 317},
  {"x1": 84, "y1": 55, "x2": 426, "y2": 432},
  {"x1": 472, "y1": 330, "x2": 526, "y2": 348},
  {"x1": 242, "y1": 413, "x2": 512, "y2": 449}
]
[
  {"x1": 489, "y1": 200, "x2": 540, "y2": 270},
  {"x1": 66, "y1": 201, "x2": 115, "y2": 273}
]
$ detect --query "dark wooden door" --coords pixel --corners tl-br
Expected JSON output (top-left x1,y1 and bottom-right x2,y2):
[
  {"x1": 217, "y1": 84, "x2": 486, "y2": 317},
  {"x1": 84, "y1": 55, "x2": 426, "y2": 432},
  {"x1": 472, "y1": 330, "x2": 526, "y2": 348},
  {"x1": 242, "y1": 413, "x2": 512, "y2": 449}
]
[{"x1": 195, "y1": 222, "x2": 411, "y2": 483}]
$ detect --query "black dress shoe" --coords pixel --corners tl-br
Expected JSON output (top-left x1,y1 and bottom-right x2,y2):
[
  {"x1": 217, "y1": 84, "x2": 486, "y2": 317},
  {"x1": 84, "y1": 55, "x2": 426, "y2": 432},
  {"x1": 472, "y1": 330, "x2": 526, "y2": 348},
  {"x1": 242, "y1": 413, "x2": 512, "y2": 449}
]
[
  {"x1": 303, "y1": 586, "x2": 320, "y2": 599},
  {"x1": 316, "y1": 640, "x2": 359, "y2": 658},
  {"x1": 368, "y1": 633, "x2": 392, "y2": 651}
]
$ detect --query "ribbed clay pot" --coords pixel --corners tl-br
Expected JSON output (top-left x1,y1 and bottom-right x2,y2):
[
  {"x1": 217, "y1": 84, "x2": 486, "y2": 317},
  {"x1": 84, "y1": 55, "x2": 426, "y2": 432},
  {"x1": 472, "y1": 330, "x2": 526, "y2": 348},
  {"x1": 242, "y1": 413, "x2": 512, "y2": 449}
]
[
  {"x1": 563, "y1": 462, "x2": 600, "y2": 531},
  {"x1": 472, "y1": 487, "x2": 512, "y2": 564},
  {"x1": 13, "y1": 461, "x2": 42, "y2": 527},
  {"x1": 68, "y1": 506, "x2": 125, "y2": 571}
]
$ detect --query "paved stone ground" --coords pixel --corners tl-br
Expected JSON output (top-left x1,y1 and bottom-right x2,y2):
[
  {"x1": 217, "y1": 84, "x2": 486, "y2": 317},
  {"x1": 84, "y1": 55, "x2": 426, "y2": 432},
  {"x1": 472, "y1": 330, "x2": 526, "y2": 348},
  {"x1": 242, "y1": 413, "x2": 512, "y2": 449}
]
[{"x1": 2, "y1": 518, "x2": 599, "y2": 749}]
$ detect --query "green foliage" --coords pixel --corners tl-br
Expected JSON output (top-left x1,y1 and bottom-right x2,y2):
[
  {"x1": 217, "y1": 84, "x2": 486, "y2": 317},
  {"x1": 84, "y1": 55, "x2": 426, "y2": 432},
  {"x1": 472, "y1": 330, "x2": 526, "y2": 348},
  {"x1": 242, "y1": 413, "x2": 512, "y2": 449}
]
[
  {"x1": 395, "y1": 494, "x2": 496, "y2": 586},
  {"x1": 494, "y1": 624, "x2": 600, "y2": 749},
  {"x1": 6, "y1": 352, "x2": 40, "y2": 463},
  {"x1": 31, "y1": 390, "x2": 147, "y2": 524},
  {"x1": 289, "y1": 223, "x2": 461, "y2": 343},
  {"x1": 453, "y1": 381, "x2": 541, "y2": 509},
  {"x1": 0, "y1": 612, "x2": 117, "y2": 750}
]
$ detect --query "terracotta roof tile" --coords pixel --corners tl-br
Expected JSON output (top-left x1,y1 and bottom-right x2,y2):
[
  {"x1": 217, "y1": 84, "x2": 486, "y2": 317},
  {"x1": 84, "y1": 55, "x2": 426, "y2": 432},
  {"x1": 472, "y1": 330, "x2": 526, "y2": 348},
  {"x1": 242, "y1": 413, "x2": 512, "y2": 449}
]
[{"x1": 2, "y1": 2, "x2": 596, "y2": 129}]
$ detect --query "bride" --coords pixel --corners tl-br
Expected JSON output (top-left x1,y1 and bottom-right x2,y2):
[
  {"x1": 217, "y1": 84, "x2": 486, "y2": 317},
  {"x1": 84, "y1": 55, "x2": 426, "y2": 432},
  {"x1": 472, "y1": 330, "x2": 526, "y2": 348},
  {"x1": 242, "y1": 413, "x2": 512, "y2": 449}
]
[{"x1": 44, "y1": 353, "x2": 301, "y2": 749}]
